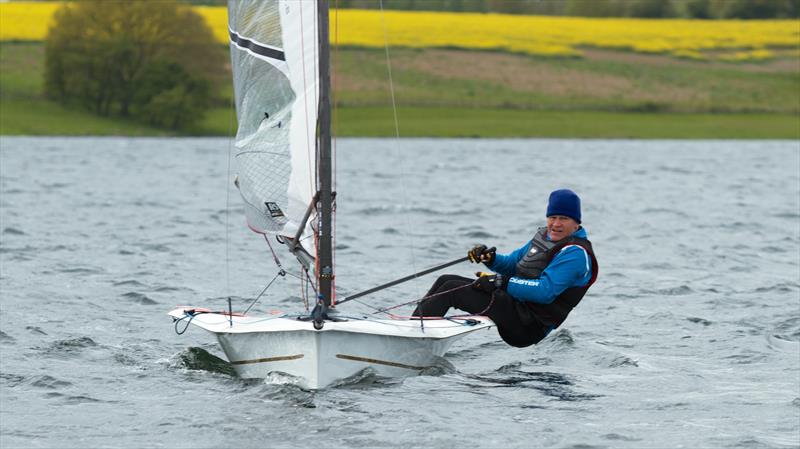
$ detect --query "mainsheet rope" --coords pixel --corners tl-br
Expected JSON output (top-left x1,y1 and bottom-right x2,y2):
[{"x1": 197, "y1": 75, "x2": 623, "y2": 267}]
[{"x1": 350, "y1": 282, "x2": 495, "y2": 321}]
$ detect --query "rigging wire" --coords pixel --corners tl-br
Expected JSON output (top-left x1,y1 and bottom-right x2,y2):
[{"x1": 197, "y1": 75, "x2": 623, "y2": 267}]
[
  {"x1": 331, "y1": 0, "x2": 340, "y2": 305},
  {"x1": 298, "y1": 0, "x2": 321, "y2": 293},
  {"x1": 378, "y1": 0, "x2": 424, "y2": 311},
  {"x1": 301, "y1": 269, "x2": 310, "y2": 311},
  {"x1": 243, "y1": 271, "x2": 283, "y2": 315},
  {"x1": 262, "y1": 234, "x2": 287, "y2": 277},
  {"x1": 300, "y1": 0, "x2": 316, "y2": 205},
  {"x1": 224, "y1": 80, "x2": 236, "y2": 300}
]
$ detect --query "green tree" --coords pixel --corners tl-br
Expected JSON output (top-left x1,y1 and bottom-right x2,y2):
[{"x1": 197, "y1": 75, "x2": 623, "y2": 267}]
[
  {"x1": 684, "y1": 0, "x2": 714, "y2": 18},
  {"x1": 722, "y1": 0, "x2": 799, "y2": 18},
  {"x1": 627, "y1": 0, "x2": 677, "y2": 17},
  {"x1": 44, "y1": 1, "x2": 225, "y2": 130},
  {"x1": 565, "y1": 0, "x2": 629, "y2": 17},
  {"x1": 133, "y1": 61, "x2": 210, "y2": 130}
]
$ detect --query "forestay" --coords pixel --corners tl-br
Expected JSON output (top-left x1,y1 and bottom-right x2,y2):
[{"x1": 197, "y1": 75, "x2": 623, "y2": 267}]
[{"x1": 228, "y1": 0, "x2": 319, "y2": 255}]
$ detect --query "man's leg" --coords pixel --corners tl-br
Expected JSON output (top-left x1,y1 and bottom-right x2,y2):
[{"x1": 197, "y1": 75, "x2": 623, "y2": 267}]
[
  {"x1": 413, "y1": 274, "x2": 476, "y2": 317},
  {"x1": 481, "y1": 292, "x2": 545, "y2": 347},
  {"x1": 423, "y1": 274, "x2": 472, "y2": 297},
  {"x1": 419, "y1": 286, "x2": 544, "y2": 347}
]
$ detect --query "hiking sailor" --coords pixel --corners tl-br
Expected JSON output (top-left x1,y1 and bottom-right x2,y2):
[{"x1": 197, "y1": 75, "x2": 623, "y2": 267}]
[{"x1": 412, "y1": 188, "x2": 598, "y2": 348}]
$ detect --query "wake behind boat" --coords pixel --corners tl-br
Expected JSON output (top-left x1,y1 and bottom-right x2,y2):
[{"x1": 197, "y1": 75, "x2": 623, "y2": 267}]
[{"x1": 169, "y1": 0, "x2": 494, "y2": 389}]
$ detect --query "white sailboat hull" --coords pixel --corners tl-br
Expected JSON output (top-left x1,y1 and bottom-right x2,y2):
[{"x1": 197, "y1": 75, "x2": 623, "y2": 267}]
[{"x1": 169, "y1": 308, "x2": 494, "y2": 389}]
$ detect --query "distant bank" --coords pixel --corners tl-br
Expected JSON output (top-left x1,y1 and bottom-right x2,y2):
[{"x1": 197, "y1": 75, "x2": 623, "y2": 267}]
[
  {"x1": 1, "y1": 42, "x2": 798, "y2": 139},
  {"x1": 3, "y1": 103, "x2": 796, "y2": 139}
]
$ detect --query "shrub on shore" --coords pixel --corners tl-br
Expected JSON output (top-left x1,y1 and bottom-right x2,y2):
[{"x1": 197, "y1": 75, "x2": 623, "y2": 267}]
[{"x1": 43, "y1": 1, "x2": 224, "y2": 130}]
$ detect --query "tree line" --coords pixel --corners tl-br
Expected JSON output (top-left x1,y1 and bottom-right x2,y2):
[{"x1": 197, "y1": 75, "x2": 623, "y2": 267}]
[
  {"x1": 336, "y1": 0, "x2": 799, "y2": 18},
  {"x1": 181, "y1": 0, "x2": 800, "y2": 18}
]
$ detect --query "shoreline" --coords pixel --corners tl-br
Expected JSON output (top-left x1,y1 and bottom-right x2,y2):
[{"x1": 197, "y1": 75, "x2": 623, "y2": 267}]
[{"x1": 2, "y1": 105, "x2": 797, "y2": 139}]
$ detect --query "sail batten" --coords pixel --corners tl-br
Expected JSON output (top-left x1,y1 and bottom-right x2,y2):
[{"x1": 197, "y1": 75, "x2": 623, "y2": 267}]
[
  {"x1": 228, "y1": 29, "x2": 286, "y2": 62},
  {"x1": 228, "y1": 0, "x2": 319, "y2": 259}
]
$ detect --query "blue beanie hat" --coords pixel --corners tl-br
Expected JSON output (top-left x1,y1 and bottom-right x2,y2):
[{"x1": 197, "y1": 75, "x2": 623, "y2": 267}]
[{"x1": 546, "y1": 189, "x2": 581, "y2": 223}]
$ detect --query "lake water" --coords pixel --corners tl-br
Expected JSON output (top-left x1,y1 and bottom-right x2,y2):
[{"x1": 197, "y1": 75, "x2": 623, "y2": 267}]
[{"x1": 1, "y1": 137, "x2": 799, "y2": 448}]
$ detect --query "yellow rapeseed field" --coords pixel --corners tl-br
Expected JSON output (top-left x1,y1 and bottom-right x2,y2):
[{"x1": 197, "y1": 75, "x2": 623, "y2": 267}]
[
  {"x1": 2, "y1": 2, "x2": 798, "y2": 62},
  {"x1": 0, "y1": 2, "x2": 61, "y2": 42}
]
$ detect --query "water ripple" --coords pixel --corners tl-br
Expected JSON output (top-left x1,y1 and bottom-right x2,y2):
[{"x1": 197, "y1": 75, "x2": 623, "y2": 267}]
[
  {"x1": 603, "y1": 433, "x2": 642, "y2": 442},
  {"x1": 771, "y1": 317, "x2": 800, "y2": 341},
  {"x1": 542, "y1": 329, "x2": 576, "y2": 351},
  {"x1": 469, "y1": 367, "x2": 601, "y2": 402},
  {"x1": 58, "y1": 266, "x2": 105, "y2": 275},
  {"x1": 754, "y1": 282, "x2": 799, "y2": 293},
  {"x1": 640, "y1": 285, "x2": 694, "y2": 296},
  {"x1": 121, "y1": 292, "x2": 158, "y2": 305},
  {"x1": 687, "y1": 317, "x2": 713, "y2": 326},
  {"x1": 595, "y1": 353, "x2": 639, "y2": 368},
  {"x1": 0, "y1": 330, "x2": 15, "y2": 343},
  {"x1": 640, "y1": 207, "x2": 690, "y2": 218},
  {"x1": 355, "y1": 205, "x2": 467, "y2": 216},
  {"x1": 462, "y1": 230, "x2": 494, "y2": 239},
  {"x1": 43, "y1": 337, "x2": 98, "y2": 354},
  {"x1": 29, "y1": 375, "x2": 72, "y2": 389},
  {"x1": 0, "y1": 373, "x2": 25, "y2": 387},
  {"x1": 113, "y1": 280, "x2": 148, "y2": 288}
]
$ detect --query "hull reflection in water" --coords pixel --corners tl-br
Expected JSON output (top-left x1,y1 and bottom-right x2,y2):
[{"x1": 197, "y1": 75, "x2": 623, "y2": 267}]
[{"x1": 169, "y1": 308, "x2": 494, "y2": 389}]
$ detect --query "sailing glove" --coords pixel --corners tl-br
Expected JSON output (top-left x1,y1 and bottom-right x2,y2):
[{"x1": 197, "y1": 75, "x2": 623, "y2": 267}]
[
  {"x1": 468, "y1": 244, "x2": 496, "y2": 264},
  {"x1": 472, "y1": 272, "x2": 508, "y2": 293}
]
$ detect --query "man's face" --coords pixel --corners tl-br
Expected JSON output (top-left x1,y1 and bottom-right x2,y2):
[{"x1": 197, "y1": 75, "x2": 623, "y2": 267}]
[{"x1": 546, "y1": 215, "x2": 579, "y2": 241}]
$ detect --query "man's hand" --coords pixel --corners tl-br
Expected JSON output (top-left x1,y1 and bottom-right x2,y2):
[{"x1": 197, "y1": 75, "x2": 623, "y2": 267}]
[
  {"x1": 472, "y1": 272, "x2": 505, "y2": 293},
  {"x1": 468, "y1": 245, "x2": 496, "y2": 264}
]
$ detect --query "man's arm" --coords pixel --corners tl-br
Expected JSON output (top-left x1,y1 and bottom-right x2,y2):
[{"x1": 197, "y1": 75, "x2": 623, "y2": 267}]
[
  {"x1": 505, "y1": 246, "x2": 592, "y2": 304},
  {"x1": 486, "y1": 241, "x2": 530, "y2": 276}
]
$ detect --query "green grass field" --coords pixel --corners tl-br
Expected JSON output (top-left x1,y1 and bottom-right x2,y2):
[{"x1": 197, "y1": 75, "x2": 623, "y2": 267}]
[
  {"x1": 336, "y1": 107, "x2": 800, "y2": 138},
  {"x1": 1, "y1": 43, "x2": 798, "y2": 138}
]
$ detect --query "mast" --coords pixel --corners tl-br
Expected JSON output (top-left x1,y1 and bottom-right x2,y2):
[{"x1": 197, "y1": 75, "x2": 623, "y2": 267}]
[{"x1": 317, "y1": 0, "x2": 334, "y2": 307}]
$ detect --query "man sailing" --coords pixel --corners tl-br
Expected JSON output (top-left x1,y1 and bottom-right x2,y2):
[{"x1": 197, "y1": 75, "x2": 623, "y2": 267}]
[{"x1": 412, "y1": 189, "x2": 598, "y2": 347}]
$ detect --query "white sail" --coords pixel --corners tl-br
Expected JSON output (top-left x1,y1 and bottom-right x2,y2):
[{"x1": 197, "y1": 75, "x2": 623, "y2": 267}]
[{"x1": 228, "y1": 0, "x2": 319, "y2": 247}]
